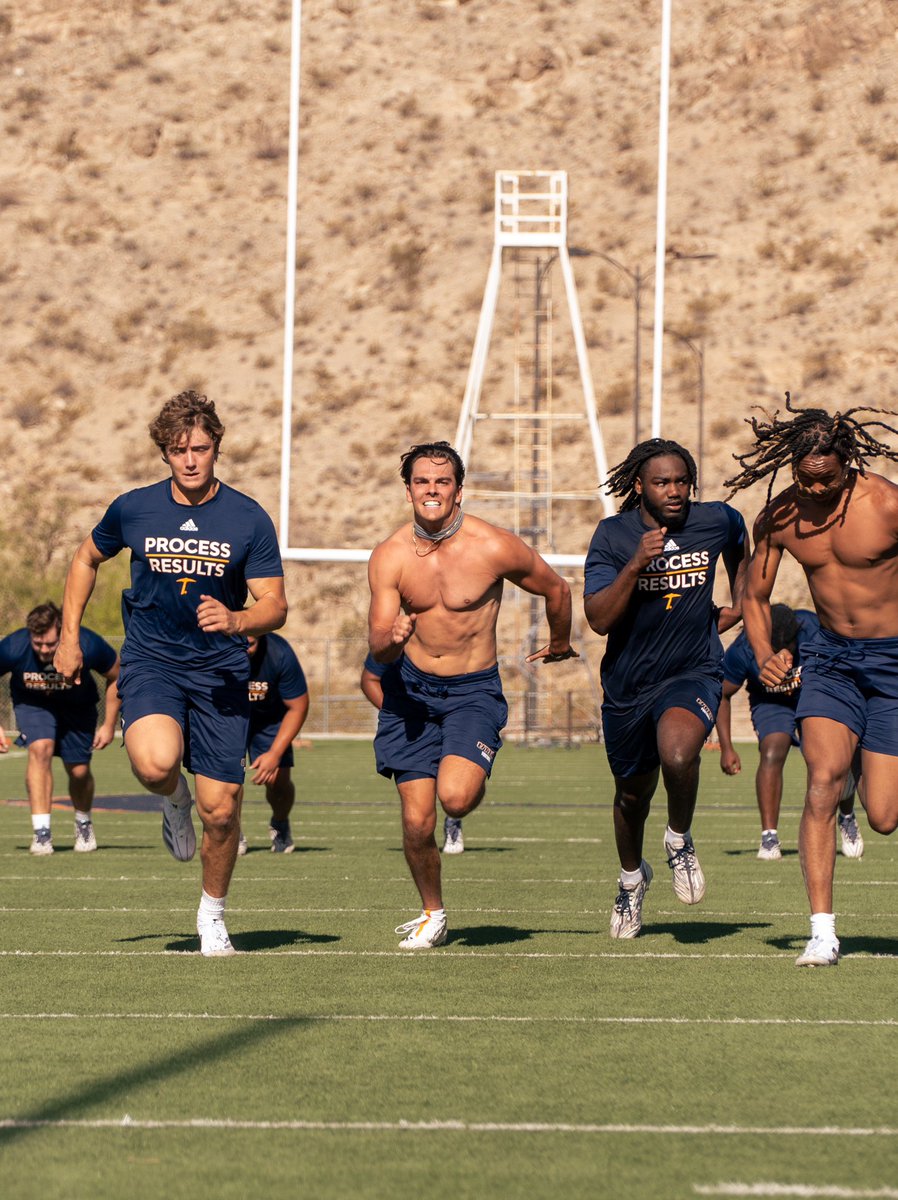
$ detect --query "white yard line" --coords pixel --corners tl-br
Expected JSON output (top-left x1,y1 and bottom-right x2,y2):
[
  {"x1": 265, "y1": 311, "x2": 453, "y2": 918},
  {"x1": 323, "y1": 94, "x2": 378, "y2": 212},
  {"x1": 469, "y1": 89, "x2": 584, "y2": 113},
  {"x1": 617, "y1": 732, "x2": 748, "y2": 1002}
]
[
  {"x1": 694, "y1": 1186, "x2": 898, "y2": 1198},
  {"x1": 0, "y1": 1117, "x2": 896, "y2": 1136},
  {"x1": 1, "y1": 1012, "x2": 897, "y2": 1027},
  {"x1": 1, "y1": 948, "x2": 895, "y2": 959}
]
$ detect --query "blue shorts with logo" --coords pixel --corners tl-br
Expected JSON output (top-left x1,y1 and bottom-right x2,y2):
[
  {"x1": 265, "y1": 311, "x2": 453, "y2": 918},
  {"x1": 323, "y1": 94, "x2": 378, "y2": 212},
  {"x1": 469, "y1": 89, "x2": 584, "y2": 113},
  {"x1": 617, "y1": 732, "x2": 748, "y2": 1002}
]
[
  {"x1": 602, "y1": 672, "x2": 722, "y2": 779},
  {"x1": 247, "y1": 720, "x2": 294, "y2": 769},
  {"x1": 797, "y1": 627, "x2": 898, "y2": 756},
  {"x1": 750, "y1": 699, "x2": 799, "y2": 745},
  {"x1": 374, "y1": 655, "x2": 508, "y2": 783},
  {"x1": 13, "y1": 702, "x2": 98, "y2": 764},
  {"x1": 118, "y1": 657, "x2": 249, "y2": 785}
]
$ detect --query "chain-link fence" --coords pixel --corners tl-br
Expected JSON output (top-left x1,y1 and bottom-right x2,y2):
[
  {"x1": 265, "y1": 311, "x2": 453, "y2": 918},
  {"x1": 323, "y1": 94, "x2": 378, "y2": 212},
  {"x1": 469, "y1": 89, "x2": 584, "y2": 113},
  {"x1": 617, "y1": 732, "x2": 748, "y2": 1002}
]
[{"x1": 0, "y1": 634, "x2": 756, "y2": 746}]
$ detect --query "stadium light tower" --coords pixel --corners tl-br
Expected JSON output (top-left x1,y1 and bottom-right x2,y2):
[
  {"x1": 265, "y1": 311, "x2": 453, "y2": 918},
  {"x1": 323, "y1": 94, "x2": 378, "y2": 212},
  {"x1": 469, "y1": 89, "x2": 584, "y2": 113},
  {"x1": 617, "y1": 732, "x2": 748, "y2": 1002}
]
[{"x1": 454, "y1": 170, "x2": 615, "y2": 543}]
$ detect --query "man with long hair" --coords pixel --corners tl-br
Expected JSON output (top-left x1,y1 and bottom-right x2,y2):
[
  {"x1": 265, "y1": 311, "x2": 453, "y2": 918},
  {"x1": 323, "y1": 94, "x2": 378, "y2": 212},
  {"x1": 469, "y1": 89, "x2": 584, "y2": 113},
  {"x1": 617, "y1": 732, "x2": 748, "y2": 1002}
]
[
  {"x1": 728, "y1": 394, "x2": 898, "y2": 966},
  {"x1": 584, "y1": 438, "x2": 748, "y2": 939}
]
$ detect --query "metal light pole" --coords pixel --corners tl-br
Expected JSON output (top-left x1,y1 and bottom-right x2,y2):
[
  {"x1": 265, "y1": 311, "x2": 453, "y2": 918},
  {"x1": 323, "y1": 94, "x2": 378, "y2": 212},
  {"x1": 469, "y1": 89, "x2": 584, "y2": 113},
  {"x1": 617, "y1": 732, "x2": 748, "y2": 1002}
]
[{"x1": 666, "y1": 329, "x2": 705, "y2": 497}]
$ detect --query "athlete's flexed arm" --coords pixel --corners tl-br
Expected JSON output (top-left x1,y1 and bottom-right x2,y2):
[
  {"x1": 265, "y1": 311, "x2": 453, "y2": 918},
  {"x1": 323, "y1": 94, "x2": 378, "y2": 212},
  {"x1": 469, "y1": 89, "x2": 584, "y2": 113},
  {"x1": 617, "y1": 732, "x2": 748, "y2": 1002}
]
[
  {"x1": 584, "y1": 524, "x2": 667, "y2": 636},
  {"x1": 367, "y1": 539, "x2": 416, "y2": 664},
  {"x1": 500, "y1": 532, "x2": 576, "y2": 663},
  {"x1": 196, "y1": 578, "x2": 287, "y2": 637},
  {"x1": 743, "y1": 516, "x2": 789, "y2": 688},
  {"x1": 715, "y1": 527, "x2": 750, "y2": 634},
  {"x1": 54, "y1": 536, "x2": 110, "y2": 685}
]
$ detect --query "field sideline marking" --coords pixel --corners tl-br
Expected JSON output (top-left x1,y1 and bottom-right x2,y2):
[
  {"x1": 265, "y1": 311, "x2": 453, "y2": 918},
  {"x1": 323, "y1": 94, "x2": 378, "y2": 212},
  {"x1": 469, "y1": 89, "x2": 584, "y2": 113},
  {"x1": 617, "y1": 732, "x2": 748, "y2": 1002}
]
[
  {"x1": 1, "y1": 872, "x2": 894, "y2": 887},
  {"x1": 1, "y1": 1012, "x2": 897, "y2": 1027},
  {"x1": 0, "y1": 1117, "x2": 896, "y2": 1137},
  {"x1": 1, "y1": 948, "x2": 896, "y2": 960}
]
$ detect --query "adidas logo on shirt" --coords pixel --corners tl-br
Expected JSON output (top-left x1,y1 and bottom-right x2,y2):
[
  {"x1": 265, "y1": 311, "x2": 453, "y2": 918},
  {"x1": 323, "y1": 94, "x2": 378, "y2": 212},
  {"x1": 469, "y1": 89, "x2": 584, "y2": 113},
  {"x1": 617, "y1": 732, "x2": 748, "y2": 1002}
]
[
  {"x1": 663, "y1": 538, "x2": 680, "y2": 552},
  {"x1": 180, "y1": 518, "x2": 199, "y2": 532}
]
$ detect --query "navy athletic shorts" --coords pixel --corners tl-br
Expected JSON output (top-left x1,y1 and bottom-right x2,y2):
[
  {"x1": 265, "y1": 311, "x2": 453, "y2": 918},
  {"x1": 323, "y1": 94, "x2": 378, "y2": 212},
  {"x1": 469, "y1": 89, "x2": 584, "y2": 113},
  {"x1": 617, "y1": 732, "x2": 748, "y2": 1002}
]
[
  {"x1": 374, "y1": 655, "x2": 508, "y2": 782},
  {"x1": 797, "y1": 626, "x2": 898, "y2": 755},
  {"x1": 601, "y1": 673, "x2": 722, "y2": 779},
  {"x1": 118, "y1": 657, "x2": 249, "y2": 785},
  {"x1": 750, "y1": 700, "x2": 799, "y2": 746},
  {"x1": 13, "y1": 702, "x2": 97, "y2": 765},
  {"x1": 247, "y1": 719, "x2": 294, "y2": 769}
]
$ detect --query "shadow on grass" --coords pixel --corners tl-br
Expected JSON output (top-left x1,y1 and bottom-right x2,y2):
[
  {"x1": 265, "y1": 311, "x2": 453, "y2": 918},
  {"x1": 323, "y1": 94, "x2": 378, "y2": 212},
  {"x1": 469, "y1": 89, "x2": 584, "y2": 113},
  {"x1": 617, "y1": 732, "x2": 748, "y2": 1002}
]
[
  {"x1": 113, "y1": 929, "x2": 339, "y2": 951},
  {"x1": 239, "y1": 845, "x2": 330, "y2": 855},
  {"x1": 768, "y1": 933, "x2": 898, "y2": 958},
  {"x1": 0, "y1": 1020, "x2": 304, "y2": 1148},
  {"x1": 449, "y1": 924, "x2": 536, "y2": 947},
  {"x1": 643, "y1": 919, "x2": 772, "y2": 944},
  {"x1": 386, "y1": 846, "x2": 513, "y2": 854}
]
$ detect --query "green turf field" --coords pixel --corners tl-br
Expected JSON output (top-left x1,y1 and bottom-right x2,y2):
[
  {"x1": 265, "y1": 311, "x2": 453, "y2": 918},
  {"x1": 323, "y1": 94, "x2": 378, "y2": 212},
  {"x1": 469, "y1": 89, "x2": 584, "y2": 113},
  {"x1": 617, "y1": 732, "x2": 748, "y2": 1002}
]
[{"x1": 1, "y1": 741, "x2": 896, "y2": 1199}]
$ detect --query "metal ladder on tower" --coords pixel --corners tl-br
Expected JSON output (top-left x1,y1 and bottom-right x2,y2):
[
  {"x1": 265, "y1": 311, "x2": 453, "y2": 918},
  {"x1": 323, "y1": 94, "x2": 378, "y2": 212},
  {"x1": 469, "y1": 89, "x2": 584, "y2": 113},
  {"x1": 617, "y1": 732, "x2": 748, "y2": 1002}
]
[{"x1": 452, "y1": 170, "x2": 608, "y2": 742}]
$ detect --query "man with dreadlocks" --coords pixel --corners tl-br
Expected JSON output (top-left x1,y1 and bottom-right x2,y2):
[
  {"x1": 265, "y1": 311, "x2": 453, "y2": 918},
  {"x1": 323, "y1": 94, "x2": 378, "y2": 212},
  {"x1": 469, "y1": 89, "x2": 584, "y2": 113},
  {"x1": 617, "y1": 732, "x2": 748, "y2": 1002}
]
[
  {"x1": 728, "y1": 394, "x2": 898, "y2": 967},
  {"x1": 368, "y1": 440, "x2": 577, "y2": 949},
  {"x1": 584, "y1": 438, "x2": 748, "y2": 938}
]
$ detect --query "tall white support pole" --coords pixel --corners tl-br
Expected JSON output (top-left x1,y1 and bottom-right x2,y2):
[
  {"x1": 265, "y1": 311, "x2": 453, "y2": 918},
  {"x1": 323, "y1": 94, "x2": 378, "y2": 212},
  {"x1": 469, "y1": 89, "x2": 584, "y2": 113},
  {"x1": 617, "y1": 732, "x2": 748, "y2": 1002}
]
[
  {"x1": 558, "y1": 247, "x2": 613, "y2": 517},
  {"x1": 650, "y1": 0, "x2": 672, "y2": 439},
  {"x1": 454, "y1": 243, "x2": 503, "y2": 466},
  {"x1": 279, "y1": 0, "x2": 303, "y2": 549}
]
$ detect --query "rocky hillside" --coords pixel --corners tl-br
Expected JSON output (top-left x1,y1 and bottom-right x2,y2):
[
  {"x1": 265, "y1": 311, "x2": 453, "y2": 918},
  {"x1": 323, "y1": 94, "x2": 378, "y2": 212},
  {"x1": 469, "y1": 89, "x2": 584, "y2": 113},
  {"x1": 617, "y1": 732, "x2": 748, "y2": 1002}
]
[{"x1": 3, "y1": 0, "x2": 897, "y2": 646}]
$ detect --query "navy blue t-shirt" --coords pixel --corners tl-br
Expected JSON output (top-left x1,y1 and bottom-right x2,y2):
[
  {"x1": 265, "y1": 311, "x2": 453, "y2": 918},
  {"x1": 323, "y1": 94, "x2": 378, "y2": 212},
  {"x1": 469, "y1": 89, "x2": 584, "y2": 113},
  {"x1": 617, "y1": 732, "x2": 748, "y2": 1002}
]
[
  {"x1": 248, "y1": 633, "x2": 307, "y2": 726},
  {"x1": 91, "y1": 479, "x2": 283, "y2": 674},
  {"x1": 723, "y1": 609, "x2": 819, "y2": 709},
  {"x1": 584, "y1": 501, "x2": 747, "y2": 706},
  {"x1": 0, "y1": 627, "x2": 116, "y2": 711}
]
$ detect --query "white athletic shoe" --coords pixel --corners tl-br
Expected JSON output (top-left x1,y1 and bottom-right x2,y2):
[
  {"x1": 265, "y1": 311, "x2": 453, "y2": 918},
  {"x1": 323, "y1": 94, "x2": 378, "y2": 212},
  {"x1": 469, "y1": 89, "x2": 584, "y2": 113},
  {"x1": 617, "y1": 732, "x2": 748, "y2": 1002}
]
[
  {"x1": 162, "y1": 779, "x2": 196, "y2": 862},
  {"x1": 610, "y1": 860, "x2": 653, "y2": 939},
  {"x1": 839, "y1": 812, "x2": 864, "y2": 859},
  {"x1": 665, "y1": 833, "x2": 706, "y2": 904},
  {"x1": 757, "y1": 831, "x2": 782, "y2": 861},
  {"x1": 442, "y1": 816, "x2": 464, "y2": 855},
  {"x1": 74, "y1": 819, "x2": 97, "y2": 853},
  {"x1": 269, "y1": 824, "x2": 294, "y2": 853},
  {"x1": 197, "y1": 918, "x2": 236, "y2": 957},
  {"x1": 29, "y1": 828, "x2": 54, "y2": 856},
  {"x1": 237, "y1": 830, "x2": 248, "y2": 857},
  {"x1": 795, "y1": 934, "x2": 840, "y2": 968},
  {"x1": 395, "y1": 910, "x2": 448, "y2": 949}
]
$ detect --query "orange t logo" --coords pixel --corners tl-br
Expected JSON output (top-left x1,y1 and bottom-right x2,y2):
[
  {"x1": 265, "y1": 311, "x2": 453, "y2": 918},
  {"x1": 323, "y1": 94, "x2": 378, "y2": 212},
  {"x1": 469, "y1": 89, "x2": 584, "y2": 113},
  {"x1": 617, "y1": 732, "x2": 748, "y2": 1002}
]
[
  {"x1": 177, "y1": 577, "x2": 196, "y2": 596},
  {"x1": 663, "y1": 592, "x2": 682, "y2": 611}
]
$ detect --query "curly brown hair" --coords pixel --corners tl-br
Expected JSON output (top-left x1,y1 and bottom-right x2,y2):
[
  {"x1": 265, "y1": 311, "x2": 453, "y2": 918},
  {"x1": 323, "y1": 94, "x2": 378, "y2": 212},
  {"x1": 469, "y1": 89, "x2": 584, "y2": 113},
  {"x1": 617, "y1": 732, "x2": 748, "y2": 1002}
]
[{"x1": 149, "y1": 390, "x2": 225, "y2": 454}]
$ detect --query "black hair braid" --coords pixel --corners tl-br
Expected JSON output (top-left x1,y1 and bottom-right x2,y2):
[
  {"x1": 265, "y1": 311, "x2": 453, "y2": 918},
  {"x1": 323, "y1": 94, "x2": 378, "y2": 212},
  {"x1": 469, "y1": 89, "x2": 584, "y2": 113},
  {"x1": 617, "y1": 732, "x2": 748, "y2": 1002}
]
[
  {"x1": 725, "y1": 392, "x2": 898, "y2": 506},
  {"x1": 604, "y1": 438, "x2": 698, "y2": 512}
]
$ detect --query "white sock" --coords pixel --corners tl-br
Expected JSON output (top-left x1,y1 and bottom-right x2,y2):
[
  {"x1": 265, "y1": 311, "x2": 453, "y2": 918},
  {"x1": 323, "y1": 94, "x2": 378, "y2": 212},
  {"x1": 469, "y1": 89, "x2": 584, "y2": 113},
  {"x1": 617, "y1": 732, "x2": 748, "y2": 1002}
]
[
  {"x1": 168, "y1": 773, "x2": 192, "y2": 806},
  {"x1": 620, "y1": 866, "x2": 644, "y2": 888},
  {"x1": 810, "y1": 912, "x2": 837, "y2": 942},
  {"x1": 762, "y1": 828, "x2": 778, "y2": 837},
  {"x1": 74, "y1": 810, "x2": 91, "y2": 825},
  {"x1": 665, "y1": 825, "x2": 687, "y2": 849},
  {"x1": 32, "y1": 814, "x2": 50, "y2": 832},
  {"x1": 198, "y1": 890, "x2": 226, "y2": 924},
  {"x1": 424, "y1": 907, "x2": 445, "y2": 919}
]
